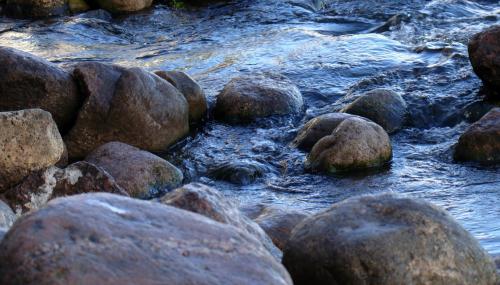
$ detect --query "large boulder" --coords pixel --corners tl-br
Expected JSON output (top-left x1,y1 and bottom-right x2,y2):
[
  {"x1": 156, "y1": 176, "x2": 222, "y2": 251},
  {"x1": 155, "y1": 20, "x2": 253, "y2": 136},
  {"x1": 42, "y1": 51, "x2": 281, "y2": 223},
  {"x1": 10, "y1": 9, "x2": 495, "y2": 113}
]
[
  {"x1": 160, "y1": 183, "x2": 282, "y2": 260},
  {"x1": 214, "y1": 73, "x2": 303, "y2": 123},
  {"x1": 95, "y1": 0, "x2": 152, "y2": 14},
  {"x1": 0, "y1": 47, "x2": 81, "y2": 132},
  {"x1": 0, "y1": 200, "x2": 16, "y2": 229},
  {"x1": 155, "y1": 70, "x2": 207, "y2": 124},
  {"x1": 64, "y1": 62, "x2": 189, "y2": 159},
  {"x1": 468, "y1": 26, "x2": 500, "y2": 94},
  {"x1": 85, "y1": 142, "x2": 183, "y2": 199},
  {"x1": 292, "y1": 113, "x2": 362, "y2": 151},
  {"x1": 341, "y1": 89, "x2": 407, "y2": 133},
  {"x1": 306, "y1": 117, "x2": 392, "y2": 173},
  {"x1": 0, "y1": 193, "x2": 292, "y2": 285},
  {"x1": 4, "y1": 0, "x2": 68, "y2": 18},
  {"x1": 283, "y1": 193, "x2": 497, "y2": 285},
  {"x1": 2, "y1": 161, "x2": 127, "y2": 215},
  {"x1": 0, "y1": 109, "x2": 64, "y2": 192},
  {"x1": 454, "y1": 108, "x2": 500, "y2": 164}
]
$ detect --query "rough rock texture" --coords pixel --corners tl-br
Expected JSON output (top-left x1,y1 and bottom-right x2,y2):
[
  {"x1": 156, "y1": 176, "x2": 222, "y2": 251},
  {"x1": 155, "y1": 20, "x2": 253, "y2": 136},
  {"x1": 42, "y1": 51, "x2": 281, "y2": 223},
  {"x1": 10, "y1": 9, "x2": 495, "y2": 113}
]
[
  {"x1": 95, "y1": 0, "x2": 152, "y2": 14},
  {"x1": 214, "y1": 73, "x2": 303, "y2": 123},
  {"x1": 85, "y1": 142, "x2": 183, "y2": 199},
  {"x1": 0, "y1": 200, "x2": 16, "y2": 229},
  {"x1": 246, "y1": 204, "x2": 309, "y2": 250},
  {"x1": 0, "y1": 109, "x2": 64, "y2": 192},
  {"x1": 454, "y1": 108, "x2": 500, "y2": 163},
  {"x1": 64, "y1": 62, "x2": 189, "y2": 159},
  {"x1": 292, "y1": 113, "x2": 362, "y2": 151},
  {"x1": 4, "y1": 0, "x2": 67, "y2": 18},
  {"x1": 0, "y1": 47, "x2": 81, "y2": 132},
  {"x1": 155, "y1": 70, "x2": 207, "y2": 124},
  {"x1": 468, "y1": 26, "x2": 500, "y2": 93},
  {"x1": 283, "y1": 193, "x2": 497, "y2": 285},
  {"x1": 0, "y1": 193, "x2": 292, "y2": 285},
  {"x1": 341, "y1": 89, "x2": 407, "y2": 133},
  {"x1": 160, "y1": 183, "x2": 282, "y2": 260},
  {"x1": 2, "y1": 161, "x2": 127, "y2": 215},
  {"x1": 306, "y1": 117, "x2": 392, "y2": 173},
  {"x1": 208, "y1": 160, "x2": 268, "y2": 185}
]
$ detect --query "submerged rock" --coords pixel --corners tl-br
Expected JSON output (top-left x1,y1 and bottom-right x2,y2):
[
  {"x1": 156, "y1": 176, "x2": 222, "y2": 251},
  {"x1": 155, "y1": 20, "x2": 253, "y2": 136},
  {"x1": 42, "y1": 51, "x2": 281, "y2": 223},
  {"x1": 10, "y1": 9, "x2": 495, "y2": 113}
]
[
  {"x1": 0, "y1": 193, "x2": 292, "y2": 285},
  {"x1": 64, "y1": 62, "x2": 189, "y2": 159},
  {"x1": 2, "y1": 161, "x2": 127, "y2": 214},
  {"x1": 208, "y1": 160, "x2": 268, "y2": 185},
  {"x1": 214, "y1": 73, "x2": 303, "y2": 123},
  {"x1": 160, "y1": 183, "x2": 282, "y2": 260},
  {"x1": 454, "y1": 108, "x2": 500, "y2": 164},
  {"x1": 306, "y1": 117, "x2": 392, "y2": 173},
  {"x1": 155, "y1": 70, "x2": 208, "y2": 124},
  {"x1": 0, "y1": 200, "x2": 16, "y2": 229},
  {"x1": 341, "y1": 89, "x2": 407, "y2": 133},
  {"x1": 85, "y1": 142, "x2": 183, "y2": 199},
  {"x1": 4, "y1": 0, "x2": 68, "y2": 18},
  {"x1": 0, "y1": 109, "x2": 64, "y2": 192},
  {"x1": 0, "y1": 47, "x2": 81, "y2": 132},
  {"x1": 468, "y1": 25, "x2": 500, "y2": 95},
  {"x1": 283, "y1": 193, "x2": 497, "y2": 285},
  {"x1": 292, "y1": 113, "x2": 363, "y2": 151},
  {"x1": 95, "y1": 0, "x2": 152, "y2": 14}
]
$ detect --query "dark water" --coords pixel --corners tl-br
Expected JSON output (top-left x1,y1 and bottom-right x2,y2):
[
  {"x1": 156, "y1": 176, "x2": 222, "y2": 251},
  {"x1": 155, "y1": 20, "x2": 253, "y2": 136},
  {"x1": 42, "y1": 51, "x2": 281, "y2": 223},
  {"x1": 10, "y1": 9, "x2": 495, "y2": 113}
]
[{"x1": 1, "y1": 0, "x2": 500, "y2": 252}]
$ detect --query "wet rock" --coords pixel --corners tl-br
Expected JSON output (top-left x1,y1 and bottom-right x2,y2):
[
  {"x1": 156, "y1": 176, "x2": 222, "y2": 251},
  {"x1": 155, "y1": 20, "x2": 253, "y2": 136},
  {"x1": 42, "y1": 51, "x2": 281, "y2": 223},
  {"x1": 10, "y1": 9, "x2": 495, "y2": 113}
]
[
  {"x1": 341, "y1": 89, "x2": 407, "y2": 134},
  {"x1": 283, "y1": 193, "x2": 497, "y2": 285},
  {"x1": 0, "y1": 193, "x2": 292, "y2": 285},
  {"x1": 2, "y1": 161, "x2": 127, "y2": 215},
  {"x1": 292, "y1": 113, "x2": 362, "y2": 151},
  {"x1": 160, "y1": 183, "x2": 282, "y2": 260},
  {"x1": 214, "y1": 73, "x2": 303, "y2": 123},
  {"x1": 468, "y1": 25, "x2": 500, "y2": 94},
  {"x1": 77, "y1": 8, "x2": 112, "y2": 20},
  {"x1": 0, "y1": 47, "x2": 81, "y2": 132},
  {"x1": 0, "y1": 109, "x2": 64, "y2": 192},
  {"x1": 85, "y1": 142, "x2": 183, "y2": 199},
  {"x1": 306, "y1": 117, "x2": 392, "y2": 173},
  {"x1": 95, "y1": 0, "x2": 152, "y2": 14},
  {"x1": 68, "y1": 0, "x2": 90, "y2": 13},
  {"x1": 0, "y1": 200, "x2": 16, "y2": 229},
  {"x1": 208, "y1": 160, "x2": 268, "y2": 185},
  {"x1": 454, "y1": 108, "x2": 500, "y2": 164},
  {"x1": 4, "y1": 0, "x2": 67, "y2": 18},
  {"x1": 64, "y1": 62, "x2": 189, "y2": 159},
  {"x1": 250, "y1": 205, "x2": 309, "y2": 250},
  {"x1": 155, "y1": 70, "x2": 207, "y2": 124},
  {"x1": 0, "y1": 228, "x2": 5, "y2": 241}
]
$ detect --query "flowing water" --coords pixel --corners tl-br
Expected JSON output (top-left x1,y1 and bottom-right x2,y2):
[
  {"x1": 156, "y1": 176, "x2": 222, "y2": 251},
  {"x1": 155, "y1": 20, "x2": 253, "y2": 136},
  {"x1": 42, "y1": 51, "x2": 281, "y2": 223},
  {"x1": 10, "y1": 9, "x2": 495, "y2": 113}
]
[{"x1": 1, "y1": 0, "x2": 500, "y2": 252}]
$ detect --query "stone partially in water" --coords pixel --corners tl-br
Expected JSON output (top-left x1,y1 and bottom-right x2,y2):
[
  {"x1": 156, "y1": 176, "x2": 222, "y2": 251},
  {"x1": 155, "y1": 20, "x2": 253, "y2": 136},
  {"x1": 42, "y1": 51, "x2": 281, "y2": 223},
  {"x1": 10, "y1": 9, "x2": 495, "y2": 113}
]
[
  {"x1": 85, "y1": 142, "x2": 183, "y2": 199},
  {"x1": 0, "y1": 193, "x2": 293, "y2": 285},
  {"x1": 64, "y1": 62, "x2": 189, "y2": 159},
  {"x1": 454, "y1": 108, "x2": 500, "y2": 164},
  {"x1": 306, "y1": 117, "x2": 392, "y2": 173},
  {"x1": 283, "y1": 193, "x2": 498, "y2": 285},
  {"x1": 0, "y1": 47, "x2": 81, "y2": 132},
  {"x1": 0, "y1": 200, "x2": 16, "y2": 229},
  {"x1": 468, "y1": 25, "x2": 500, "y2": 96},
  {"x1": 95, "y1": 0, "x2": 153, "y2": 14},
  {"x1": 0, "y1": 109, "x2": 64, "y2": 192},
  {"x1": 208, "y1": 160, "x2": 268, "y2": 185},
  {"x1": 155, "y1": 70, "x2": 208, "y2": 124},
  {"x1": 214, "y1": 73, "x2": 303, "y2": 124},
  {"x1": 2, "y1": 161, "x2": 127, "y2": 214},
  {"x1": 160, "y1": 183, "x2": 282, "y2": 260},
  {"x1": 341, "y1": 89, "x2": 407, "y2": 134},
  {"x1": 4, "y1": 0, "x2": 67, "y2": 18}
]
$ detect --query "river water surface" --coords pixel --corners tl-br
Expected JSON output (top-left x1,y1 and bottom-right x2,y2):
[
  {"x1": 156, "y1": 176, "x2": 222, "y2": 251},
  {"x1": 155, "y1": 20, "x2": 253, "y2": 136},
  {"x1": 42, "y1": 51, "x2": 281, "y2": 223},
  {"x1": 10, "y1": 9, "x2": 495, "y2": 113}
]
[{"x1": 1, "y1": 0, "x2": 500, "y2": 253}]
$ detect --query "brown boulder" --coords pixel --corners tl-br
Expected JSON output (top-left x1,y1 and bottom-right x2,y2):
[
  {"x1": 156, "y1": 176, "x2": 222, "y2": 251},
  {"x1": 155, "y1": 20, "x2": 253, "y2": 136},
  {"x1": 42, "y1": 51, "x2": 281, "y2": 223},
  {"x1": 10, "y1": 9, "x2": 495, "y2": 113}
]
[
  {"x1": 85, "y1": 142, "x2": 183, "y2": 199},
  {"x1": 454, "y1": 108, "x2": 500, "y2": 164},
  {"x1": 160, "y1": 183, "x2": 282, "y2": 260},
  {"x1": 2, "y1": 161, "x2": 127, "y2": 214},
  {"x1": 0, "y1": 193, "x2": 292, "y2": 285},
  {"x1": 155, "y1": 70, "x2": 207, "y2": 124},
  {"x1": 0, "y1": 47, "x2": 81, "y2": 132},
  {"x1": 95, "y1": 0, "x2": 152, "y2": 14},
  {"x1": 0, "y1": 109, "x2": 64, "y2": 192},
  {"x1": 4, "y1": 0, "x2": 67, "y2": 18},
  {"x1": 64, "y1": 62, "x2": 189, "y2": 159},
  {"x1": 468, "y1": 26, "x2": 500, "y2": 93}
]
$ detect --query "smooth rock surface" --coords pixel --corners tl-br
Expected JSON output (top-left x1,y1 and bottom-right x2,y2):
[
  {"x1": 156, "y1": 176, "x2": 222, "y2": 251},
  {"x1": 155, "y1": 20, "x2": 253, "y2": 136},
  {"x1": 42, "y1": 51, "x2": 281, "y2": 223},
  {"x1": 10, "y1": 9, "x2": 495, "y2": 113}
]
[
  {"x1": 95, "y1": 0, "x2": 152, "y2": 14},
  {"x1": 0, "y1": 193, "x2": 292, "y2": 285},
  {"x1": 85, "y1": 142, "x2": 183, "y2": 199},
  {"x1": 283, "y1": 193, "x2": 497, "y2": 285},
  {"x1": 469, "y1": 25, "x2": 500, "y2": 94}
]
